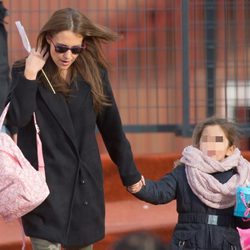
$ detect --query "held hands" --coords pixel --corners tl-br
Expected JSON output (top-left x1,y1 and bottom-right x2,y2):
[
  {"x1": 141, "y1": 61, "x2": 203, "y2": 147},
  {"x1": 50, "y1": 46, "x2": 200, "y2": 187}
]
[
  {"x1": 24, "y1": 47, "x2": 49, "y2": 80},
  {"x1": 127, "y1": 176, "x2": 145, "y2": 193}
]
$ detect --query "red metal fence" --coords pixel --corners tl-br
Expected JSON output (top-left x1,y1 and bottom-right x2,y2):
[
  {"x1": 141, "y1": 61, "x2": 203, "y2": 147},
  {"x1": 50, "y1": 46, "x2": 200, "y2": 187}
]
[{"x1": 3, "y1": 0, "x2": 250, "y2": 153}]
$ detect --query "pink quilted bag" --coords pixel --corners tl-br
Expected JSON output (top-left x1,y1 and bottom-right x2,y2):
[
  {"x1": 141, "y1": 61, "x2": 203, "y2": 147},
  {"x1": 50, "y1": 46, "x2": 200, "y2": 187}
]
[{"x1": 0, "y1": 104, "x2": 50, "y2": 222}]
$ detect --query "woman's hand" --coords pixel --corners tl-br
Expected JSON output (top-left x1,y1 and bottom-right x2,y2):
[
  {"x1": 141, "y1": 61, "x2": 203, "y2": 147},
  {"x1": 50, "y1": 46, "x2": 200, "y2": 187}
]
[
  {"x1": 127, "y1": 176, "x2": 145, "y2": 193},
  {"x1": 24, "y1": 46, "x2": 49, "y2": 80}
]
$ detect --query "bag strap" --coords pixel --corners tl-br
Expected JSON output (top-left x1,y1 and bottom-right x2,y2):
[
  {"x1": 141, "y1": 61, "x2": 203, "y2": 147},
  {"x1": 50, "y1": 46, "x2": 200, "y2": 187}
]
[
  {"x1": 0, "y1": 103, "x2": 9, "y2": 129},
  {"x1": 1, "y1": 103, "x2": 46, "y2": 178},
  {"x1": 33, "y1": 113, "x2": 46, "y2": 177},
  {"x1": 18, "y1": 218, "x2": 26, "y2": 250}
]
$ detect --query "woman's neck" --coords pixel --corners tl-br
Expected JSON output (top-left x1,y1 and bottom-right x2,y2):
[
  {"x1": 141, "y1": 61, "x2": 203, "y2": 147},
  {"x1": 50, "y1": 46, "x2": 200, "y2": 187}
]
[{"x1": 60, "y1": 69, "x2": 71, "y2": 85}]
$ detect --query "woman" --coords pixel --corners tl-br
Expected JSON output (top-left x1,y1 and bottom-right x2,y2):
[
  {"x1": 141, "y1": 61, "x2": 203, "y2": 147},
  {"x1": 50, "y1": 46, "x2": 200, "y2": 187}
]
[{"x1": 8, "y1": 8, "x2": 142, "y2": 250}]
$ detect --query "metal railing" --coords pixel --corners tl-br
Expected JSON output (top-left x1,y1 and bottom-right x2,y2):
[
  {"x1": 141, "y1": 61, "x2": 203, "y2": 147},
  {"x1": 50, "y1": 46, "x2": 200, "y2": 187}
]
[{"x1": 4, "y1": 0, "x2": 250, "y2": 138}]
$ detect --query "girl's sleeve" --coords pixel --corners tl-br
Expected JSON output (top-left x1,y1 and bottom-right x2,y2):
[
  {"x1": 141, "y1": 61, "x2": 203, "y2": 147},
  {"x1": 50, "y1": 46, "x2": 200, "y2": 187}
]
[
  {"x1": 7, "y1": 66, "x2": 38, "y2": 127},
  {"x1": 96, "y1": 69, "x2": 141, "y2": 186},
  {"x1": 134, "y1": 171, "x2": 178, "y2": 205}
]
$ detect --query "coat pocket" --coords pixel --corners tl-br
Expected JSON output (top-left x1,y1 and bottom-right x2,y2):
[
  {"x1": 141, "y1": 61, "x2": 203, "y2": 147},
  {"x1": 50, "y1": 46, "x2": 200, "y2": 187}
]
[{"x1": 172, "y1": 230, "x2": 197, "y2": 249}]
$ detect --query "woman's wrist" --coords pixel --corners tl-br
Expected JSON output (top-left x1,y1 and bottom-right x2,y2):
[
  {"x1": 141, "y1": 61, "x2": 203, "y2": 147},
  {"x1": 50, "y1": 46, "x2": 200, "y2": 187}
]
[
  {"x1": 24, "y1": 68, "x2": 37, "y2": 80},
  {"x1": 127, "y1": 176, "x2": 145, "y2": 193}
]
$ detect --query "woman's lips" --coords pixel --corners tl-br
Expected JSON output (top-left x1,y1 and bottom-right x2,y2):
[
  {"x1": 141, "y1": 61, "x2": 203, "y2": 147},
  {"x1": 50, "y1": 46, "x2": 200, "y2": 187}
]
[{"x1": 60, "y1": 60, "x2": 71, "y2": 66}]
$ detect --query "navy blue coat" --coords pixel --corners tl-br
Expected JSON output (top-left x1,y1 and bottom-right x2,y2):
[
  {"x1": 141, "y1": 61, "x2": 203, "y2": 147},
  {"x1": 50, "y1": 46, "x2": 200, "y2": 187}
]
[
  {"x1": 8, "y1": 67, "x2": 141, "y2": 247},
  {"x1": 135, "y1": 164, "x2": 244, "y2": 250}
]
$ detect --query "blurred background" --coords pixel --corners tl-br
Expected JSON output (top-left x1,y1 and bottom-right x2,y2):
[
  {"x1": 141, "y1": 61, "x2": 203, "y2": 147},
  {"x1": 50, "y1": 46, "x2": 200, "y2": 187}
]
[{"x1": 3, "y1": 0, "x2": 250, "y2": 154}]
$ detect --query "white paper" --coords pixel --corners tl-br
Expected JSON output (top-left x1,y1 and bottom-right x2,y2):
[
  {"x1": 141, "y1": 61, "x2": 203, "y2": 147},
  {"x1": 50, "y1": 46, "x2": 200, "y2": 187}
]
[
  {"x1": 15, "y1": 21, "x2": 31, "y2": 53},
  {"x1": 15, "y1": 21, "x2": 56, "y2": 94}
]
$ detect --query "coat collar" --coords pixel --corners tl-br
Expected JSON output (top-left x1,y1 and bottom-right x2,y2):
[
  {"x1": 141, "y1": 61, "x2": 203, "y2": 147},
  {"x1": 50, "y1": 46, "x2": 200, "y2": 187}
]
[{"x1": 38, "y1": 80, "x2": 90, "y2": 150}]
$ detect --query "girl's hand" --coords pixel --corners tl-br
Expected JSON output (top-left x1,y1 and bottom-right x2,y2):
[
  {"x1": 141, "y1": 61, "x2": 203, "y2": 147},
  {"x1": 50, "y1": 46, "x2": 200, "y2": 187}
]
[
  {"x1": 127, "y1": 176, "x2": 145, "y2": 193},
  {"x1": 24, "y1": 46, "x2": 49, "y2": 80}
]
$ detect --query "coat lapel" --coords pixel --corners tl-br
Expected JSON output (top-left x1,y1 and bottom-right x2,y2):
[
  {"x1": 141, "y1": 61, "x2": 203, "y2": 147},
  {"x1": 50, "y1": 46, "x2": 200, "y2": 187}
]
[
  {"x1": 38, "y1": 85, "x2": 77, "y2": 148},
  {"x1": 38, "y1": 78, "x2": 92, "y2": 153}
]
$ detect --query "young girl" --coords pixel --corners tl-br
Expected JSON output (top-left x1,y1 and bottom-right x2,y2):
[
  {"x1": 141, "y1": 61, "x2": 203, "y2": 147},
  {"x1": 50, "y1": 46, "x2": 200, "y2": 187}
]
[{"x1": 128, "y1": 117, "x2": 250, "y2": 249}]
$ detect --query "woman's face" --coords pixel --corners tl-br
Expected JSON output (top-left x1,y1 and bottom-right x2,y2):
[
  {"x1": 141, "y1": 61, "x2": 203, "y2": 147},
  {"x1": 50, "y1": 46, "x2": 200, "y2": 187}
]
[
  {"x1": 199, "y1": 125, "x2": 234, "y2": 161},
  {"x1": 47, "y1": 30, "x2": 83, "y2": 74}
]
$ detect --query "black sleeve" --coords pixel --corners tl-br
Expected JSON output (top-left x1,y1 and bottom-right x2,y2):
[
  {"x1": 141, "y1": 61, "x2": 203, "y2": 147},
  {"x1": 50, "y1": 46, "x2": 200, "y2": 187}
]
[
  {"x1": 0, "y1": 19, "x2": 10, "y2": 114},
  {"x1": 134, "y1": 169, "x2": 178, "y2": 205},
  {"x1": 7, "y1": 66, "x2": 38, "y2": 127},
  {"x1": 96, "y1": 69, "x2": 141, "y2": 186}
]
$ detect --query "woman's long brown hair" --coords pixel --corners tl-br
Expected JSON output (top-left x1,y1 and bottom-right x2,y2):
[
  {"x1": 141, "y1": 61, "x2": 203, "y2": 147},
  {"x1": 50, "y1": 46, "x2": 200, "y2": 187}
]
[{"x1": 15, "y1": 8, "x2": 119, "y2": 113}]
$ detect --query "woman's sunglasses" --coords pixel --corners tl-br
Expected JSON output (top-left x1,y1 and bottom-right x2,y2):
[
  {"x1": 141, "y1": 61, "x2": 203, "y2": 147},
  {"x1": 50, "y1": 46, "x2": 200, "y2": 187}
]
[{"x1": 50, "y1": 39, "x2": 86, "y2": 55}]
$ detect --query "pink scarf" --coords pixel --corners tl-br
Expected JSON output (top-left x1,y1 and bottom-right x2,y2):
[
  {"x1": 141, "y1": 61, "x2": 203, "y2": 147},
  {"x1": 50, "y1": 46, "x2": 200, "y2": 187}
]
[{"x1": 180, "y1": 146, "x2": 250, "y2": 209}]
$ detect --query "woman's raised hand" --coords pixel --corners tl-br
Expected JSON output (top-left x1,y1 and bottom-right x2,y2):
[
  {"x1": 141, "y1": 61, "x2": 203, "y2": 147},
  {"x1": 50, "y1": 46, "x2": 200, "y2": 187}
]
[{"x1": 24, "y1": 46, "x2": 49, "y2": 80}]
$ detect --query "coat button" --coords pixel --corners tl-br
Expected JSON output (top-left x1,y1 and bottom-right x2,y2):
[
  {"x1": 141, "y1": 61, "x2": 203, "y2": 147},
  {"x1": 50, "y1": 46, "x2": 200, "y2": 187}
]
[
  {"x1": 80, "y1": 179, "x2": 86, "y2": 184},
  {"x1": 83, "y1": 201, "x2": 88, "y2": 206}
]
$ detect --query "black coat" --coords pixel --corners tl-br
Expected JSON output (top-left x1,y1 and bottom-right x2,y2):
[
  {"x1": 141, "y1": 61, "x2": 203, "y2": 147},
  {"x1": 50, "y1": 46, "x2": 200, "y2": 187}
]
[
  {"x1": 135, "y1": 164, "x2": 245, "y2": 250},
  {"x1": 0, "y1": 2, "x2": 9, "y2": 114},
  {"x1": 8, "y1": 67, "x2": 141, "y2": 247}
]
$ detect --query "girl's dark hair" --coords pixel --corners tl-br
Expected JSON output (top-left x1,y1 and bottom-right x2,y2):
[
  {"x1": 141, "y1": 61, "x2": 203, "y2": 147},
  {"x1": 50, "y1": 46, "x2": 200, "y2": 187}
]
[
  {"x1": 192, "y1": 117, "x2": 240, "y2": 148},
  {"x1": 14, "y1": 8, "x2": 119, "y2": 113}
]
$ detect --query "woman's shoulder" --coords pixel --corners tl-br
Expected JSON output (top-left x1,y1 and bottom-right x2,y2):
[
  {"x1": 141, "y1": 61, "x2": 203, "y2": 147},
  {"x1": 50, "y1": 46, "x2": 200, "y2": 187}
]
[
  {"x1": 99, "y1": 66, "x2": 112, "y2": 90},
  {"x1": 99, "y1": 66, "x2": 108, "y2": 81}
]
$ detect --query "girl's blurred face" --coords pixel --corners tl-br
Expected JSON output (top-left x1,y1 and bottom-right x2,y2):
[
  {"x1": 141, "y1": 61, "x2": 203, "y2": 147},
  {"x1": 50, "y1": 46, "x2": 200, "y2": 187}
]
[
  {"x1": 48, "y1": 30, "x2": 83, "y2": 75},
  {"x1": 199, "y1": 125, "x2": 234, "y2": 161}
]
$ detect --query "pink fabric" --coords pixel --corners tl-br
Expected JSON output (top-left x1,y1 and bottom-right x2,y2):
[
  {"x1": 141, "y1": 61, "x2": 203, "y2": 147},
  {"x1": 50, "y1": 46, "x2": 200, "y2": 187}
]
[
  {"x1": 237, "y1": 227, "x2": 250, "y2": 250},
  {"x1": 0, "y1": 104, "x2": 49, "y2": 221},
  {"x1": 180, "y1": 145, "x2": 250, "y2": 209}
]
